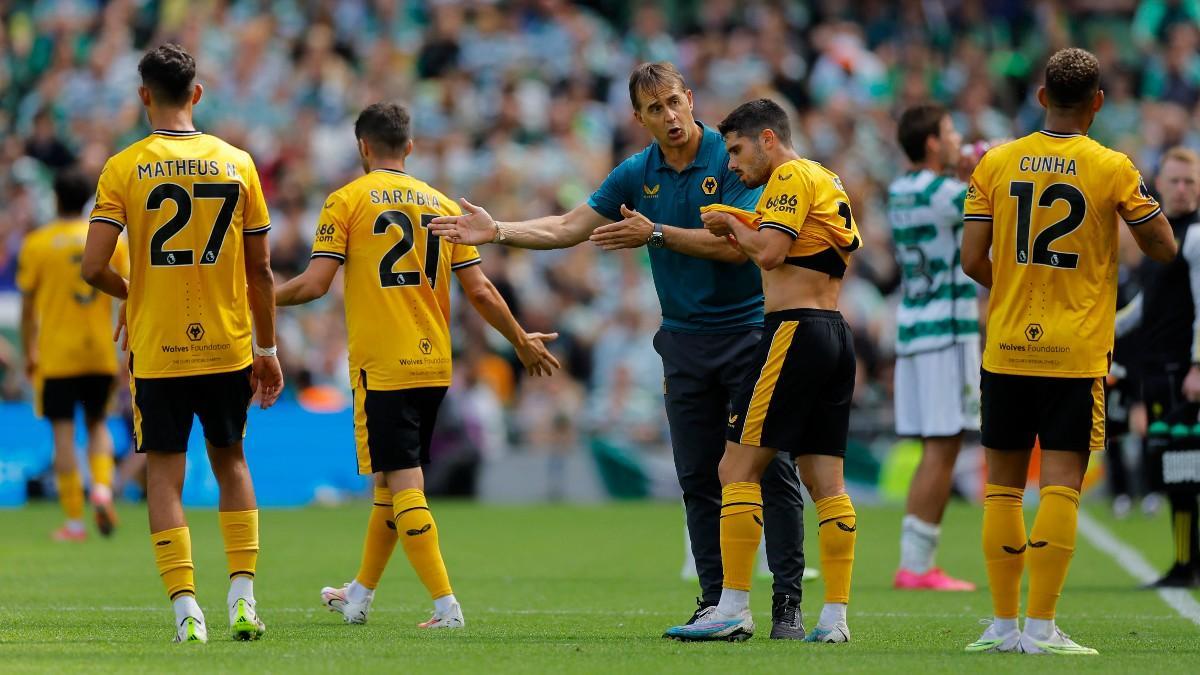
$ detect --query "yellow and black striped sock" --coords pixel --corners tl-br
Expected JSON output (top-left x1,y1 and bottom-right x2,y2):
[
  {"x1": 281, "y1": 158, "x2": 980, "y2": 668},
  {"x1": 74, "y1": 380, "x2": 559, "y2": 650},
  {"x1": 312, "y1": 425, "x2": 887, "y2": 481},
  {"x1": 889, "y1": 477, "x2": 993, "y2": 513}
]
[
  {"x1": 719, "y1": 482, "x2": 764, "y2": 592},
  {"x1": 393, "y1": 489, "x2": 453, "y2": 600},
  {"x1": 151, "y1": 526, "x2": 195, "y2": 600},
  {"x1": 815, "y1": 493, "x2": 857, "y2": 604},
  {"x1": 356, "y1": 486, "x2": 399, "y2": 590}
]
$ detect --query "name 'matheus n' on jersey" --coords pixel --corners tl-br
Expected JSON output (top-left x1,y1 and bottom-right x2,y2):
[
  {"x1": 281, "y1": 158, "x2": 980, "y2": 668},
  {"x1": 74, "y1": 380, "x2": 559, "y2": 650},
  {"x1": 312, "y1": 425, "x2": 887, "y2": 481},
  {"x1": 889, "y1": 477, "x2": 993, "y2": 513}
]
[
  {"x1": 964, "y1": 130, "x2": 1161, "y2": 378},
  {"x1": 311, "y1": 169, "x2": 481, "y2": 391},
  {"x1": 90, "y1": 130, "x2": 271, "y2": 378}
]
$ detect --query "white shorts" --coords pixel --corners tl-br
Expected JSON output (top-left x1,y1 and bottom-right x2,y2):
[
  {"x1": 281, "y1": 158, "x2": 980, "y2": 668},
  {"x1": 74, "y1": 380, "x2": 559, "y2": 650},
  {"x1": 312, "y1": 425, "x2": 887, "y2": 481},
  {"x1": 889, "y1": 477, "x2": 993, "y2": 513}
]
[{"x1": 894, "y1": 339, "x2": 981, "y2": 437}]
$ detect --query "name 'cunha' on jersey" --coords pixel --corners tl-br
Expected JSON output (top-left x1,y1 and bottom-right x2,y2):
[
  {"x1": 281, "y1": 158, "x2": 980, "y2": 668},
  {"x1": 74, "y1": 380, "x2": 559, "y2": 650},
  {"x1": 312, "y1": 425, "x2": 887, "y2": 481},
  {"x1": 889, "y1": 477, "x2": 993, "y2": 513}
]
[{"x1": 1018, "y1": 155, "x2": 1078, "y2": 176}]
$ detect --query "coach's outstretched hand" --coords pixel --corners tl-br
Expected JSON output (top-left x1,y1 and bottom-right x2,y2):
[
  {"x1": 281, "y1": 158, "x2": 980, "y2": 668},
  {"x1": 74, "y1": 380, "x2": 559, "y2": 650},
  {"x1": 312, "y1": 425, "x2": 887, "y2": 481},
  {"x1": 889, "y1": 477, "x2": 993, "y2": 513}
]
[
  {"x1": 515, "y1": 332, "x2": 562, "y2": 377},
  {"x1": 429, "y1": 198, "x2": 498, "y2": 246},
  {"x1": 590, "y1": 205, "x2": 653, "y2": 250},
  {"x1": 250, "y1": 354, "x2": 284, "y2": 409}
]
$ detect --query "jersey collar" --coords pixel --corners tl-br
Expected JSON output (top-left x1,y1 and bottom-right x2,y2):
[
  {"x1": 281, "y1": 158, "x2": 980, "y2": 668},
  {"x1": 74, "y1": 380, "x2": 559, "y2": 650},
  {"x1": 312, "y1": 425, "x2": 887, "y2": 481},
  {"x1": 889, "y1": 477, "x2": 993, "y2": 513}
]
[
  {"x1": 651, "y1": 121, "x2": 716, "y2": 174},
  {"x1": 371, "y1": 168, "x2": 408, "y2": 176},
  {"x1": 152, "y1": 129, "x2": 202, "y2": 137},
  {"x1": 1038, "y1": 129, "x2": 1083, "y2": 138}
]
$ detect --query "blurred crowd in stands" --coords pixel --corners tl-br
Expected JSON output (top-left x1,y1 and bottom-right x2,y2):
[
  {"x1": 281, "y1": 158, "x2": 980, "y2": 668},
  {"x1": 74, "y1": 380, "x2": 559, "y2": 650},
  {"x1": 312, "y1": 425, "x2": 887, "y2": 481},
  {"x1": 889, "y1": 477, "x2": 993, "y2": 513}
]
[{"x1": 2, "y1": 0, "x2": 1199, "y2": 468}]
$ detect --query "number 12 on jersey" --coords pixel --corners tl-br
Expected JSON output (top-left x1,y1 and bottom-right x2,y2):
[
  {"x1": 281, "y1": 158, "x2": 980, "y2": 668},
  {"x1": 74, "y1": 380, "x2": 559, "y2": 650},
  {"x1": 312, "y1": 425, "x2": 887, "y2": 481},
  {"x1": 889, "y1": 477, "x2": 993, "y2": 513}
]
[{"x1": 1008, "y1": 181, "x2": 1084, "y2": 269}]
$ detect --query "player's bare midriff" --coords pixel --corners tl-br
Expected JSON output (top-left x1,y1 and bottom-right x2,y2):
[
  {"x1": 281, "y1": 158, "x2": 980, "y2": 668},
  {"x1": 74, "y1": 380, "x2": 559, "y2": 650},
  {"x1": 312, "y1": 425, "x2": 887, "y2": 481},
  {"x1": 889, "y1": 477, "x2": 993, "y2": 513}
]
[{"x1": 761, "y1": 263, "x2": 842, "y2": 313}]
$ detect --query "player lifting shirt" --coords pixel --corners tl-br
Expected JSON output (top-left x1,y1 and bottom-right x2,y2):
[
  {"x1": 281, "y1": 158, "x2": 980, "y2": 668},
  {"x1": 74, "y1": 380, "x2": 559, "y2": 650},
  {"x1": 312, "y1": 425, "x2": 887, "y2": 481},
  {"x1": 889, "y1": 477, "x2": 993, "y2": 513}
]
[
  {"x1": 663, "y1": 99, "x2": 861, "y2": 643},
  {"x1": 275, "y1": 102, "x2": 559, "y2": 630},
  {"x1": 960, "y1": 47, "x2": 1177, "y2": 656}
]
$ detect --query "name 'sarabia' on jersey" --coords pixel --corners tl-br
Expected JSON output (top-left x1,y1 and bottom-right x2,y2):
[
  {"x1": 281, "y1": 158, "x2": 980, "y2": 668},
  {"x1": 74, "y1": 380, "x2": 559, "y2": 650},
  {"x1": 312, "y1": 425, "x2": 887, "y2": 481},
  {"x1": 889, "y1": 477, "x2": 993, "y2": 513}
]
[{"x1": 886, "y1": 169, "x2": 979, "y2": 356}]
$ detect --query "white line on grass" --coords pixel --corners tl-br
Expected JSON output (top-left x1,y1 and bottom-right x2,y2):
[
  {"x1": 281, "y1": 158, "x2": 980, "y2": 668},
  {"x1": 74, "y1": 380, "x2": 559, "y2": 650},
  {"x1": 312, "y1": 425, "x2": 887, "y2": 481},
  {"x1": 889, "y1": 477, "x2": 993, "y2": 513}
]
[
  {"x1": 33, "y1": 606, "x2": 1188, "y2": 621},
  {"x1": 1077, "y1": 508, "x2": 1200, "y2": 627}
]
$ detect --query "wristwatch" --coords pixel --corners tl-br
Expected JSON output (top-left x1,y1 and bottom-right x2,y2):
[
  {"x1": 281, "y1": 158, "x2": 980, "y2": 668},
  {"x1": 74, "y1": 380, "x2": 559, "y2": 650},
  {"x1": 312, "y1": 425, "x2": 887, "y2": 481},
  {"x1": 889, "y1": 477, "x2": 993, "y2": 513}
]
[{"x1": 647, "y1": 222, "x2": 665, "y2": 249}]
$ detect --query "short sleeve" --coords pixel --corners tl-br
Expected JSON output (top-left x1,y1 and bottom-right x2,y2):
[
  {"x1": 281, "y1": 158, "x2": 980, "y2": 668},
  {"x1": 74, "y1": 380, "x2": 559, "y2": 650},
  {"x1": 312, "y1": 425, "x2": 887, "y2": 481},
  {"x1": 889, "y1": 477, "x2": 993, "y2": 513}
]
[
  {"x1": 1116, "y1": 157, "x2": 1162, "y2": 226},
  {"x1": 242, "y1": 155, "x2": 271, "y2": 235},
  {"x1": 756, "y1": 168, "x2": 812, "y2": 239},
  {"x1": 15, "y1": 235, "x2": 39, "y2": 292},
  {"x1": 586, "y1": 155, "x2": 636, "y2": 222},
  {"x1": 111, "y1": 235, "x2": 131, "y2": 278},
  {"x1": 311, "y1": 191, "x2": 350, "y2": 263},
  {"x1": 450, "y1": 243, "x2": 482, "y2": 270},
  {"x1": 90, "y1": 159, "x2": 127, "y2": 230},
  {"x1": 963, "y1": 158, "x2": 992, "y2": 223}
]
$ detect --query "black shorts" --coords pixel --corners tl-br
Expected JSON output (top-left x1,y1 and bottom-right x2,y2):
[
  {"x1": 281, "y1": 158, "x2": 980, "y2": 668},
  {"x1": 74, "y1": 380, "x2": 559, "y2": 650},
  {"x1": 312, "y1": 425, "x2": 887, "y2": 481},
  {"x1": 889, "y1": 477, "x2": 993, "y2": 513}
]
[
  {"x1": 726, "y1": 309, "x2": 856, "y2": 457},
  {"x1": 39, "y1": 375, "x2": 115, "y2": 421},
  {"x1": 980, "y1": 369, "x2": 1105, "y2": 453},
  {"x1": 353, "y1": 384, "x2": 447, "y2": 474},
  {"x1": 131, "y1": 364, "x2": 253, "y2": 453}
]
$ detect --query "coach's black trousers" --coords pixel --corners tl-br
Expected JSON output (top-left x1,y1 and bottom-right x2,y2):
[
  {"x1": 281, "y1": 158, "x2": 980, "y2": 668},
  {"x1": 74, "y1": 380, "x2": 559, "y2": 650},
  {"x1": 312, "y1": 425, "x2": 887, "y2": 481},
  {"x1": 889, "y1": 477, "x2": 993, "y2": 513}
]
[{"x1": 654, "y1": 328, "x2": 807, "y2": 603}]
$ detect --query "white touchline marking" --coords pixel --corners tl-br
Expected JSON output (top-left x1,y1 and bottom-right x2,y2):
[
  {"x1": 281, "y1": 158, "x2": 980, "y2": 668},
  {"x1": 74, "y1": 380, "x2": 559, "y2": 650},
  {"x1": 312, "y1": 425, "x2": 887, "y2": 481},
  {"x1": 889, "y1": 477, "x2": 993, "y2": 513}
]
[
  {"x1": 1077, "y1": 508, "x2": 1200, "y2": 627},
  {"x1": 19, "y1": 606, "x2": 1188, "y2": 621}
]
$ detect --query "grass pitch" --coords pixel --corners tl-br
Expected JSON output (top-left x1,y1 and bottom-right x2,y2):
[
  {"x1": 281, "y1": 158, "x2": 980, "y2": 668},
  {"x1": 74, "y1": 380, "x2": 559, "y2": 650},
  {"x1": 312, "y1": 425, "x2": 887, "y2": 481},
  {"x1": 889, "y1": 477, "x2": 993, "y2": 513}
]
[{"x1": 1, "y1": 497, "x2": 1197, "y2": 673}]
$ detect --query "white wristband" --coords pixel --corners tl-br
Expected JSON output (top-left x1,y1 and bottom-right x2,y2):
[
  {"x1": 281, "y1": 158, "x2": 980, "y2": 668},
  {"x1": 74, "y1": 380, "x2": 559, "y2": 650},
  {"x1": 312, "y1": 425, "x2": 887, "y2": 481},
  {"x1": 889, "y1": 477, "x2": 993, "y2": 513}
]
[{"x1": 254, "y1": 345, "x2": 277, "y2": 357}]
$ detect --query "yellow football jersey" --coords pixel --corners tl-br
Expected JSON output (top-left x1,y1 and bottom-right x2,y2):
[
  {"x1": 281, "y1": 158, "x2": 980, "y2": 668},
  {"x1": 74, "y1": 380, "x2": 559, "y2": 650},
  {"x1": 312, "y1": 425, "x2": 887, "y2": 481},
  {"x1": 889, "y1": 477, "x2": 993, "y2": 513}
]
[
  {"x1": 90, "y1": 130, "x2": 270, "y2": 378},
  {"x1": 16, "y1": 219, "x2": 129, "y2": 378},
  {"x1": 702, "y1": 158, "x2": 861, "y2": 275},
  {"x1": 965, "y1": 130, "x2": 1161, "y2": 378},
  {"x1": 312, "y1": 169, "x2": 481, "y2": 390}
]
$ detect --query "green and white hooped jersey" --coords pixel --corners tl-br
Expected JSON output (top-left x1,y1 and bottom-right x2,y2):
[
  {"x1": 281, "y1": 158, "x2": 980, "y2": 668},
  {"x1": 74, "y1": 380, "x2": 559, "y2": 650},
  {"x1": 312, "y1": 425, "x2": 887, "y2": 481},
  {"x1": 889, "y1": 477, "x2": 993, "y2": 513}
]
[{"x1": 887, "y1": 169, "x2": 980, "y2": 356}]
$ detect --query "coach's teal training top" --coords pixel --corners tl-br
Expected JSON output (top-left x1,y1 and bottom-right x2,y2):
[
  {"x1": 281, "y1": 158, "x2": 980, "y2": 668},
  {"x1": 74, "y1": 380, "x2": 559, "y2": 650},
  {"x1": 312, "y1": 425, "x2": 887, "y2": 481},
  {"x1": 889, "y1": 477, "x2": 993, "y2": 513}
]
[{"x1": 588, "y1": 122, "x2": 764, "y2": 334}]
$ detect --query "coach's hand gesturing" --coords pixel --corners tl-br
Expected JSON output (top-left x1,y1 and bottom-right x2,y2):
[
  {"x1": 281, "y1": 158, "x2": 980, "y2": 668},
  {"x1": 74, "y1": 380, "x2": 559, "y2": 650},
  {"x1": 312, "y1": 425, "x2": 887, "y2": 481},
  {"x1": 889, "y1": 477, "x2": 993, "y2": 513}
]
[
  {"x1": 430, "y1": 198, "x2": 499, "y2": 246},
  {"x1": 590, "y1": 205, "x2": 653, "y2": 250}
]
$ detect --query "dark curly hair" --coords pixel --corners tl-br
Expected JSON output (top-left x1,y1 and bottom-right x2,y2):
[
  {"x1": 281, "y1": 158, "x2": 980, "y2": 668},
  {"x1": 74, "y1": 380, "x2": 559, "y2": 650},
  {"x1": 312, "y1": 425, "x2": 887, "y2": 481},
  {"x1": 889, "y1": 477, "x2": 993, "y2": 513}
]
[{"x1": 1044, "y1": 48, "x2": 1100, "y2": 109}]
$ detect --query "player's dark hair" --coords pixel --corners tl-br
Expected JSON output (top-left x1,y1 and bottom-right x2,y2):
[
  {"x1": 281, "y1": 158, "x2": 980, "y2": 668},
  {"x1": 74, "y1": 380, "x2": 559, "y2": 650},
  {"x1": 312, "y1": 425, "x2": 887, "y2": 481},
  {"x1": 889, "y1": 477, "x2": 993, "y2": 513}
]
[
  {"x1": 628, "y1": 62, "x2": 687, "y2": 110},
  {"x1": 53, "y1": 166, "x2": 93, "y2": 216},
  {"x1": 1044, "y1": 47, "x2": 1100, "y2": 109},
  {"x1": 354, "y1": 103, "x2": 412, "y2": 156},
  {"x1": 897, "y1": 103, "x2": 948, "y2": 163},
  {"x1": 717, "y1": 98, "x2": 792, "y2": 146},
  {"x1": 138, "y1": 43, "x2": 196, "y2": 106}
]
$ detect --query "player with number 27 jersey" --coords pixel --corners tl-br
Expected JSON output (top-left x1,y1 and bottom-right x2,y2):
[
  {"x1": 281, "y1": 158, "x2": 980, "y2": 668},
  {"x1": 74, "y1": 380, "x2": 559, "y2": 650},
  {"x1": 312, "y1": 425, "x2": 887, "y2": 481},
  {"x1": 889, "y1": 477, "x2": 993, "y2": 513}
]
[
  {"x1": 964, "y1": 131, "x2": 1160, "y2": 378},
  {"x1": 311, "y1": 169, "x2": 481, "y2": 390},
  {"x1": 91, "y1": 129, "x2": 270, "y2": 378}
]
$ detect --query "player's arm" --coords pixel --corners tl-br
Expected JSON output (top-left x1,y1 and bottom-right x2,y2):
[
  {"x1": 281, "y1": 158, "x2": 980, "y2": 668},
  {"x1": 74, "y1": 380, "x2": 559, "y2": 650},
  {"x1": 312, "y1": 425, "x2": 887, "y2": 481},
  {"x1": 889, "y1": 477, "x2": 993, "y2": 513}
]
[
  {"x1": 702, "y1": 210, "x2": 792, "y2": 270},
  {"x1": 959, "y1": 219, "x2": 993, "y2": 289},
  {"x1": 589, "y1": 204, "x2": 747, "y2": 263},
  {"x1": 961, "y1": 159, "x2": 994, "y2": 288},
  {"x1": 276, "y1": 257, "x2": 340, "y2": 306},
  {"x1": 18, "y1": 291, "x2": 36, "y2": 379},
  {"x1": 454, "y1": 263, "x2": 561, "y2": 376},
  {"x1": 15, "y1": 240, "x2": 38, "y2": 378},
  {"x1": 1126, "y1": 211, "x2": 1177, "y2": 263},
  {"x1": 241, "y1": 158, "x2": 282, "y2": 408},
  {"x1": 81, "y1": 223, "x2": 129, "y2": 299},
  {"x1": 430, "y1": 199, "x2": 604, "y2": 250},
  {"x1": 244, "y1": 232, "x2": 283, "y2": 408}
]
